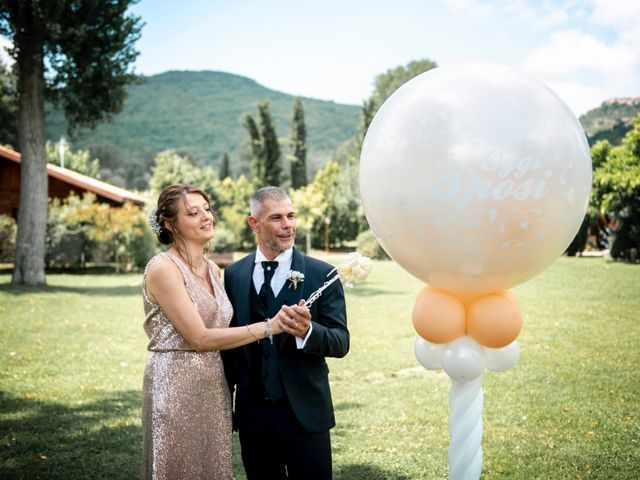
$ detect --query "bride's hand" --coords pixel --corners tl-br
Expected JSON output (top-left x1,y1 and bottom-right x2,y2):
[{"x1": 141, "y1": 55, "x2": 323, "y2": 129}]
[
  {"x1": 269, "y1": 311, "x2": 286, "y2": 335},
  {"x1": 278, "y1": 300, "x2": 311, "y2": 338}
]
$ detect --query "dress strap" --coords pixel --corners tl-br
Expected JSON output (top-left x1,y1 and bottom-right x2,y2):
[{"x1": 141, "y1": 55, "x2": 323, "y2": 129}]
[
  {"x1": 143, "y1": 251, "x2": 199, "y2": 304},
  {"x1": 142, "y1": 252, "x2": 170, "y2": 305},
  {"x1": 164, "y1": 252, "x2": 199, "y2": 289}
]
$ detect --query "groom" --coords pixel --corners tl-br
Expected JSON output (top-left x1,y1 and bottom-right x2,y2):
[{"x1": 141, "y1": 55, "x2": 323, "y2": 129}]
[{"x1": 222, "y1": 186, "x2": 349, "y2": 480}]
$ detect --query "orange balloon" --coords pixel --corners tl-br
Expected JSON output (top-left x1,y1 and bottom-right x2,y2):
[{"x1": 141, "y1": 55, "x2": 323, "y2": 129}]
[
  {"x1": 412, "y1": 286, "x2": 466, "y2": 344},
  {"x1": 467, "y1": 292, "x2": 522, "y2": 348}
]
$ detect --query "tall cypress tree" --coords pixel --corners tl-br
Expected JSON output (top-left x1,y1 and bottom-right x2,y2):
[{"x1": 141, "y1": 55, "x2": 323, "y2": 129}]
[
  {"x1": 242, "y1": 101, "x2": 282, "y2": 187},
  {"x1": 1, "y1": 0, "x2": 141, "y2": 285},
  {"x1": 219, "y1": 151, "x2": 231, "y2": 179},
  {"x1": 290, "y1": 98, "x2": 307, "y2": 188},
  {"x1": 257, "y1": 101, "x2": 281, "y2": 187},
  {"x1": 242, "y1": 113, "x2": 263, "y2": 182}
]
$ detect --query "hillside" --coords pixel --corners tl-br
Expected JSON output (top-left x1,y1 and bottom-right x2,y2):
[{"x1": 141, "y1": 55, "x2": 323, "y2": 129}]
[
  {"x1": 580, "y1": 97, "x2": 640, "y2": 146},
  {"x1": 45, "y1": 70, "x2": 361, "y2": 184},
  {"x1": 43, "y1": 70, "x2": 637, "y2": 189}
]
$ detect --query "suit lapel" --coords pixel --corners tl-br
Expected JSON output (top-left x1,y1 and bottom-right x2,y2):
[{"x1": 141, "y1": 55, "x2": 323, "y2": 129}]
[
  {"x1": 278, "y1": 248, "x2": 306, "y2": 351},
  {"x1": 277, "y1": 248, "x2": 306, "y2": 307}
]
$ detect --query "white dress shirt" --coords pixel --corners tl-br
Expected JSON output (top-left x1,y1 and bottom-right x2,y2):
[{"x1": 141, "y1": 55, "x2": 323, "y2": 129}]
[{"x1": 252, "y1": 247, "x2": 312, "y2": 348}]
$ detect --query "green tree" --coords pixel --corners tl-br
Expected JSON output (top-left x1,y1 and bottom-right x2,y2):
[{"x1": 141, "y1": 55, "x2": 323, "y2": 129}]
[
  {"x1": 590, "y1": 140, "x2": 612, "y2": 169},
  {"x1": 303, "y1": 58, "x2": 440, "y2": 249},
  {"x1": 219, "y1": 151, "x2": 231, "y2": 179},
  {"x1": 1, "y1": 0, "x2": 142, "y2": 285},
  {"x1": 0, "y1": 58, "x2": 17, "y2": 147},
  {"x1": 592, "y1": 113, "x2": 640, "y2": 260},
  {"x1": 370, "y1": 58, "x2": 438, "y2": 108},
  {"x1": 215, "y1": 175, "x2": 254, "y2": 249},
  {"x1": 310, "y1": 161, "x2": 365, "y2": 248},
  {"x1": 258, "y1": 101, "x2": 281, "y2": 186},
  {"x1": 290, "y1": 185, "x2": 325, "y2": 252},
  {"x1": 360, "y1": 58, "x2": 438, "y2": 141},
  {"x1": 46, "y1": 140, "x2": 100, "y2": 177},
  {"x1": 623, "y1": 111, "x2": 640, "y2": 159},
  {"x1": 242, "y1": 100, "x2": 282, "y2": 187},
  {"x1": 358, "y1": 98, "x2": 376, "y2": 147},
  {"x1": 289, "y1": 98, "x2": 307, "y2": 188},
  {"x1": 149, "y1": 149, "x2": 218, "y2": 199},
  {"x1": 242, "y1": 112, "x2": 263, "y2": 182},
  {"x1": 567, "y1": 139, "x2": 612, "y2": 253},
  {"x1": 88, "y1": 143, "x2": 152, "y2": 190}
]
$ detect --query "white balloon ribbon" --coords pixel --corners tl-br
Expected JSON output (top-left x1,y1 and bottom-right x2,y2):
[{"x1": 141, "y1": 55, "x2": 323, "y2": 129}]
[
  {"x1": 304, "y1": 273, "x2": 340, "y2": 307},
  {"x1": 305, "y1": 252, "x2": 372, "y2": 307},
  {"x1": 448, "y1": 376, "x2": 484, "y2": 480}
]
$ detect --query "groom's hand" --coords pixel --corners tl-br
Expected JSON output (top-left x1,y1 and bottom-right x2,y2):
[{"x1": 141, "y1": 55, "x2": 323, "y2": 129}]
[{"x1": 279, "y1": 300, "x2": 311, "y2": 337}]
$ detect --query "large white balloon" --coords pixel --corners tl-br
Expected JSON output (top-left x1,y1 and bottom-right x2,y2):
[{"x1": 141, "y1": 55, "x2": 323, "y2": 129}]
[{"x1": 360, "y1": 63, "x2": 592, "y2": 300}]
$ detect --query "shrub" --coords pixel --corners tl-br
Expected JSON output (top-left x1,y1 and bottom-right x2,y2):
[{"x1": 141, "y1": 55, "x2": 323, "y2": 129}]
[
  {"x1": 0, "y1": 215, "x2": 17, "y2": 262},
  {"x1": 566, "y1": 214, "x2": 590, "y2": 256},
  {"x1": 609, "y1": 209, "x2": 640, "y2": 262},
  {"x1": 211, "y1": 225, "x2": 237, "y2": 253},
  {"x1": 47, "y1": 193, "x2": 154, "y2": 271},
  {"x1": 356, "y1": 229, "x2": 390, "y2": 260},
  {"x1": 46, "y1": 196, "x2": 90, "y2": 268},
  {"x1": 46, "y1": 228, "x2": 86, "y2": 268},
  {"x1": 127, "y1": 226, "x2": 157, "y2": 269}
]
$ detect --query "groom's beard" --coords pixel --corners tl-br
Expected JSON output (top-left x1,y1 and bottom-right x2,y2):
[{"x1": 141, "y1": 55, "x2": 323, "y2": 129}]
[{"x1": 264, "y1": 230, "x2": 296, "y2": 253}]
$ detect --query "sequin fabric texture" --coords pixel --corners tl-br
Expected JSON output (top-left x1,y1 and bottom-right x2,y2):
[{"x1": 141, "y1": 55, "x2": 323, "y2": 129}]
[{"x1": 141, "y1": 252, "x2": 234, "y2": 479}]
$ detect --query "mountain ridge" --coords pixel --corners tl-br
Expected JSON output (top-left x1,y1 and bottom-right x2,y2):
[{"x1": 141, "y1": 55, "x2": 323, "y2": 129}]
[
  {"x1": 580, "y1": 96, "x2": 640, "y2": 145},
  {"x1": 45, "y1": 70, "x2": 362, "y2": 181}
]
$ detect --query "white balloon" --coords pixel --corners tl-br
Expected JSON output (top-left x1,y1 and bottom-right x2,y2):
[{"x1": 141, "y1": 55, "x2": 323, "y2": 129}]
[
  {"x1": 414, "y1": 336, "x2": 445, "y2": 370},
  {"x1": 443, "y1": 336, "x2": 486, "y2": 381},
  {"x1": 360, "y1": 63, "x2": 592, "y2": 301},
  {"x1": 484, "y1": 341, "x2": 520, "y2": 372}
]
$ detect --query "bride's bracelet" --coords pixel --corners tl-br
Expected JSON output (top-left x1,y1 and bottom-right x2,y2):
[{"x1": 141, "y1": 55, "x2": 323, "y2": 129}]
[
  {"x1": 264, "y1": 318, "x2": 274, "y2": 344},
  {"x1": 246, "y1": 324, "x2": 259, "y2": 342}
]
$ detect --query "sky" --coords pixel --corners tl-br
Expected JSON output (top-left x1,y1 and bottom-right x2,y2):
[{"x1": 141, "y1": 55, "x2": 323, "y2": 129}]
[{"x1": 2, "y1": 0, "x2": 639, "y2": 117}]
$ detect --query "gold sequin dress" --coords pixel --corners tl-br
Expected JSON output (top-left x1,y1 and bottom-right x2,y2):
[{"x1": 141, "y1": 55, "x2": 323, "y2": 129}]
[{"x1": 141, "y1": 252, "x2": 233, "y2": 480}]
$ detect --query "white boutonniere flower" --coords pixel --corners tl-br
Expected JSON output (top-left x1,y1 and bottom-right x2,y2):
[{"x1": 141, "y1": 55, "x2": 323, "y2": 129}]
[{"x1": 286, "y1": 270, "x2": 305, "y2": 290}]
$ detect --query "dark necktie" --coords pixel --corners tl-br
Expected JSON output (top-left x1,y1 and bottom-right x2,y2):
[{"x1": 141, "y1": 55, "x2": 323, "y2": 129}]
[
  {"x1": 259, "y1": 260, "x2": 283, "y2": 400},
  {"x1": 259, "y1": 261, "x2": 278, "y2": 311}
]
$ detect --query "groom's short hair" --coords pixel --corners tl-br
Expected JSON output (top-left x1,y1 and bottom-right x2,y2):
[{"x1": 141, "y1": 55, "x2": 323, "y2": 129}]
[{"x1": 250, "y1": 186, "x2": 291, "y2": 216}]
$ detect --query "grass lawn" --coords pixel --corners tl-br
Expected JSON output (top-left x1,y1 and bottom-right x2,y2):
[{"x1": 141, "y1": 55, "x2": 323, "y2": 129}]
[{"x1": 1, "y1": 256, "x2": 639, "y2": 479}]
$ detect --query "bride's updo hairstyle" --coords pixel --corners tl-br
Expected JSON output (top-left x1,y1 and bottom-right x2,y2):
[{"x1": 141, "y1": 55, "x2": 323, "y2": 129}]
[{"x1": 151, "y1": 184, "x2": 214, "y2": 268}]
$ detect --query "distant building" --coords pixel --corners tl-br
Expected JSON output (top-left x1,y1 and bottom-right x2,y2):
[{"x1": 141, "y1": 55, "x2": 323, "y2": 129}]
[{"x1": 0, "y1": 145, "x2": 147, "y2": 219}]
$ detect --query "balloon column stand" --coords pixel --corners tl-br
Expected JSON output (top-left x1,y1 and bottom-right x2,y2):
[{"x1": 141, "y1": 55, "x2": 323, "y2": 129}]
[
  {"x1": 358, "y1": 62, "x2": 592, "y2": 479},
  {"x1": 448, "y1": 376, "x2": 483, "y2": 480},
  {"x1": 415, "y1": 332, "x2": 520, "y2": 480}
]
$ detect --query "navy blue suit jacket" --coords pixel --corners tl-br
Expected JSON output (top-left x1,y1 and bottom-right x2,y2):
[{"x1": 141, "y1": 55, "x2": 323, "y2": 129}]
[{"x1": 222, "y1": 248, "x2": 349, "y2": 433}]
